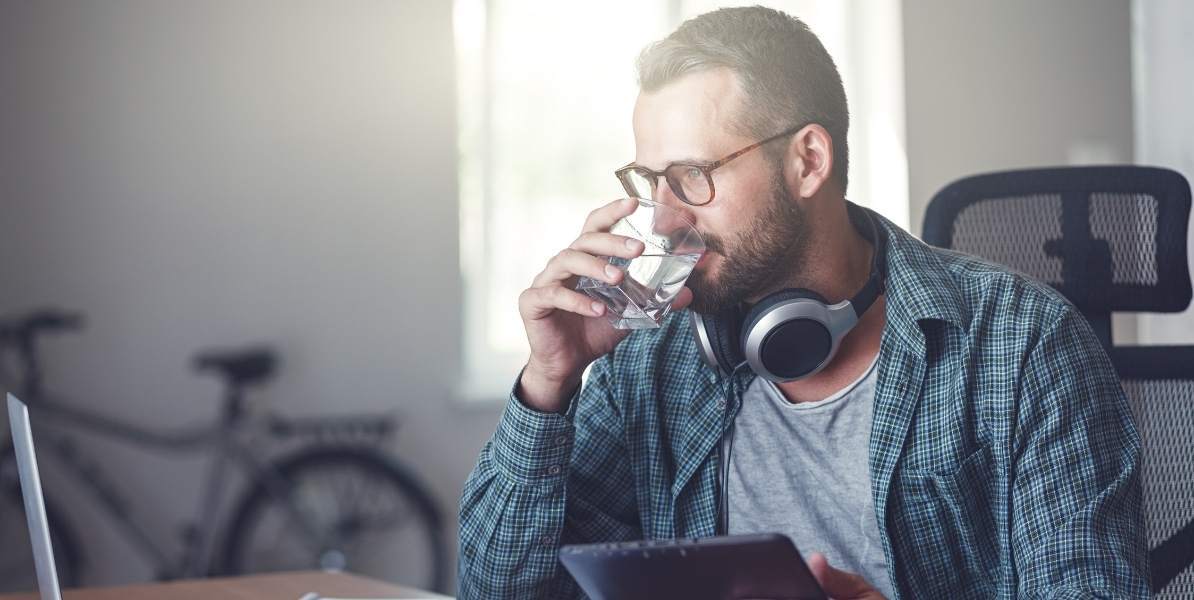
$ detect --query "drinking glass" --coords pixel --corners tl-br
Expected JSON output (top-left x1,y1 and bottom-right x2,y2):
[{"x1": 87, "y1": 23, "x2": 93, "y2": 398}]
[{"x1": 576, "y1": 199, "x2": 705, "y2": 329}]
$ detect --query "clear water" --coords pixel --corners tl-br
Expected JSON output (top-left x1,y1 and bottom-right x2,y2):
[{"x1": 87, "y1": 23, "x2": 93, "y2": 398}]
[{"x1": 577, "y1": 253, "x2": 700, "y2": 329}]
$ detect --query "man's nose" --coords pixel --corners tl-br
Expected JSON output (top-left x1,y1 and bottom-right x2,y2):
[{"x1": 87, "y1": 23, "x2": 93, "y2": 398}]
[
  {"x1": 647, "y1": 199, "x2": 698, "y2": 252},
  {"x1": 650, "y1": 177, "x2": 688, "y2": 210}
]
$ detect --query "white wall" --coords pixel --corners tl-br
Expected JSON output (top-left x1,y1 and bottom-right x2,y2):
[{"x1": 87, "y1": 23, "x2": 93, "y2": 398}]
[
  {"x1": 0, "y1": 1, "x2": 502, "y2": 588},
  {"x1": 902, "y1": 0, "x2": 1135, "y2": 234},
  {"x1": 1133, "y1": 0, "x2": 1194, "y2": 344}
]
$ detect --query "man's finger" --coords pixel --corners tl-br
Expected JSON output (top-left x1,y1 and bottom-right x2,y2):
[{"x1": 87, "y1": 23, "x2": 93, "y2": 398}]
[
  {"x1": 532, "y1": 248, "x2": 622, "y2": 288},
  {"x1": 581, "y1": 197, "x2": 639, "y2": 234},
  {"x1": 569, "y1": 231, "x2": 646, "y2": 259},
  {"x1": 519, "y1": 285, "x2": 606, "y2": 321},
  {"x1": 806, "y1": 552, "x2": 879, "y2": 599}
]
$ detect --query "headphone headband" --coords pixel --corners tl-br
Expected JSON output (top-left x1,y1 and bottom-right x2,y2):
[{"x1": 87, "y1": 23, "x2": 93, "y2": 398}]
[{"x1": 844, "y1": 201, "x2": 887, "y2": 319}]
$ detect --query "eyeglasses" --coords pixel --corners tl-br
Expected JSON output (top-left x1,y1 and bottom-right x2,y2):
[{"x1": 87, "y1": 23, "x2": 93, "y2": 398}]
[{"x1": 614, "y1": 122, "x2": 810, "y2": 206}]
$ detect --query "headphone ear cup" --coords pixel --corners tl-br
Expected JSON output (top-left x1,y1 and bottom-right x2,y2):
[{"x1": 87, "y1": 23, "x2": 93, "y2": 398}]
[
  {"x1": 741, "y1": 288, "x2": 826, "y2": 337},
  {"x1": 742, "y1": 288, "x2": 834, "y2": 382}
]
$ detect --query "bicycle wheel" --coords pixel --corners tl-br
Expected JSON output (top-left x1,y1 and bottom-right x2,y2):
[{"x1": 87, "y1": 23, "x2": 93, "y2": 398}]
[
  {"x1": 219, "y1": 446, "x2": 447, "y2": 592},
  {"x1": 0, "y1": 482, "x2": 82, "y2": 591}
]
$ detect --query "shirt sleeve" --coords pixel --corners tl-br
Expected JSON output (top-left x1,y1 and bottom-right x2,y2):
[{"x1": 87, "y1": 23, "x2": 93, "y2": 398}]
[
  {"x1": 1011, "y1": 306, "x2": 1150, "y2": 598},
  {"x1": 457, "y1": 355, "x2": 641, "y2": 599}
]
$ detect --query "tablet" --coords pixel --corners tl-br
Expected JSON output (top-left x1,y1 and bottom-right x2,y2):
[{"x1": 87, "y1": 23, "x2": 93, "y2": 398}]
[{"x1": 558, "y1": 533, "x2": 827, "y2": 600}]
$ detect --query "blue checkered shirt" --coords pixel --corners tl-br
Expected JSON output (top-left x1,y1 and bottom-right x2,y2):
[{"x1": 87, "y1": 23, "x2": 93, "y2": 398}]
[{"x1": 458, "y1": 210, "x2": 1149, "y2": 599}]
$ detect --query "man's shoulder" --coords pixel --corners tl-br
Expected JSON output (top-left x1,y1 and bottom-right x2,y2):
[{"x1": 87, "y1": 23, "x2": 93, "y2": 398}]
[
  {"x1": 941, "y1": 245, "x2": 1069, "y2": 300},
  {"x1": 875, "y1": 214, "x2": 1080, "y2": 347},
  {"x1": 923, "y1": 243, "x2": 1079, "y2": 335}
]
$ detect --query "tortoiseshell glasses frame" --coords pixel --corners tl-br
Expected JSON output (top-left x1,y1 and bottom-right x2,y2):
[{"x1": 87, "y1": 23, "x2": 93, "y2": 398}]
[{"x1": 614, "y1": 122, "x2": 811, "y2": 206}]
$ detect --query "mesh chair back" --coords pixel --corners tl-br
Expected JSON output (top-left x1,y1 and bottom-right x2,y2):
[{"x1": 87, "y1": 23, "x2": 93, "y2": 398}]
[
  {"x1": 923, "y1": 166, "x2": 1194, "y2": 595},
  {"x1": 922, "y1": 166, "x2": 1191, "y2": 346},
  {"x1": 1115, "y1": 346, "x2": 1194, "y2": 597}
]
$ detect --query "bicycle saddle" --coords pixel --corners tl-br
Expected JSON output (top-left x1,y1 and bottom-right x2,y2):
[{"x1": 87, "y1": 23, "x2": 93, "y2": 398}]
[{"x1": 193, "y1": 346, "x2": 278, "y2": 386}]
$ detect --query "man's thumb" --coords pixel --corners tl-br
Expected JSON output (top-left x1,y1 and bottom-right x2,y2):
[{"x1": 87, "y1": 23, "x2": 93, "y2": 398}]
[{"x1": 807, "y1": 552, "x2": 866, "y2": 597}]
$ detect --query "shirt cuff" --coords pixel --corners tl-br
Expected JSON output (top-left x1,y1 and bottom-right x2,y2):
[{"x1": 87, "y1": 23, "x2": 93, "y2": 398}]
[{"x1": 489, "y1": 371, "x2": 581, "y2": 486}]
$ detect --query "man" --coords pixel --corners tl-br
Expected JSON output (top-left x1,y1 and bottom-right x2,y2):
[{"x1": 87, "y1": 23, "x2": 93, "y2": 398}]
[{"x1": 459, "y1": 6, "x2": 1147, "y2": 599}]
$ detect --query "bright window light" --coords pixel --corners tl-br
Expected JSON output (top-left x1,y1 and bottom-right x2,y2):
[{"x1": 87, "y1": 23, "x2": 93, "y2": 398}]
[{"x1": 455, "y1": 0, "x2": 907, "y2": 401}]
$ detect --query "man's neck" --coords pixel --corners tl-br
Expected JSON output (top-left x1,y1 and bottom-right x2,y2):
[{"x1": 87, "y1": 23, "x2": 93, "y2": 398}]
[{"x1": 749, "y1": 197, "x2": 873, "y2": 304}]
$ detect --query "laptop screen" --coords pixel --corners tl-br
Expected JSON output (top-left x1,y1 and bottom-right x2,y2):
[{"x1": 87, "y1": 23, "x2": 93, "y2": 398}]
[{"x1": 7, "y1": 393, "x2": 63, "y2": 600}]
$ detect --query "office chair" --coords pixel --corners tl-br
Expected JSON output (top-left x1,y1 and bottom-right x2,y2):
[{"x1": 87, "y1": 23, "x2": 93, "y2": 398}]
[{"x1": 922, "y1": 166, "x2": 1194, "y2": 597}]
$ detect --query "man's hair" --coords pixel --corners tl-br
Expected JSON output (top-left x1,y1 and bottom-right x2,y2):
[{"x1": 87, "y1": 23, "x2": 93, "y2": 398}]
[{"x1": 637, "y1": 6, "x2": 850, "y2": 191}]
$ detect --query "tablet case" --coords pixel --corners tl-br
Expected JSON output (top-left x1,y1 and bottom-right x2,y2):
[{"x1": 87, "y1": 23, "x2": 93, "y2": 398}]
[{"x1": 559, "y1": 533, "x2": 827, "y2": 600}]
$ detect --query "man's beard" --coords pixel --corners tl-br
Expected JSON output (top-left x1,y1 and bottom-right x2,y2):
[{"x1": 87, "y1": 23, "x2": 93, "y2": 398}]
[{"x1": 686, "y1": 173, "x2": 810, "y2": 315}]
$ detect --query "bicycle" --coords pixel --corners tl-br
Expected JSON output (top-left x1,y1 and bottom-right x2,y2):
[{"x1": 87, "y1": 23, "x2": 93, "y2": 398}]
[{"x1": 0, "y1": 308, "x2": 448, "y2": 593}]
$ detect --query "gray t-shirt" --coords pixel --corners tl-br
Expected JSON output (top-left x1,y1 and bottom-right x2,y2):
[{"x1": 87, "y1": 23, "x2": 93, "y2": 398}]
[{"x1": 724, "y1": 357, "x2": 894, "y2": 599}]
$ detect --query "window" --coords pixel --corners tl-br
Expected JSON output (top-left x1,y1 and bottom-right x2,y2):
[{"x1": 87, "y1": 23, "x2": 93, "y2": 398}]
[{"x1": 455, "y1": 0, "x2": 907, "y2": 400}]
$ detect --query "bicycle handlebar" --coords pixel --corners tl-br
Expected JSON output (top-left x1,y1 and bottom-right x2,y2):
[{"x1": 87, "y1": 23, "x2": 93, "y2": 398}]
[{"x1": 0, "y1": 308, "x2": 85, "y2": 344}]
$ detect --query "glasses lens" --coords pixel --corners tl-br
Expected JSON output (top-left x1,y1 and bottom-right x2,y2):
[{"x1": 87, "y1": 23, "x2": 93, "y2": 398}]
[
  {"x1": 622, "y1": 168, "x2": 657, "y2": 200},
  {"x1": 665, "y1": 165, "x2": 712, "y2": 205}
]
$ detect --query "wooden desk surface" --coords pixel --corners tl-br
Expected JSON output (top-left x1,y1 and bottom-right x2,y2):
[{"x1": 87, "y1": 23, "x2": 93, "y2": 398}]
[{"x1": 0, "y1": 571, "x2": 452, "y2": 600}]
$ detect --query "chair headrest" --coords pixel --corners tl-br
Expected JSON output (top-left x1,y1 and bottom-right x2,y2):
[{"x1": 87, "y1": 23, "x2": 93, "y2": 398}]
[{"x1": 923, "y1": 166, "x2": 1192, "y2": 314}]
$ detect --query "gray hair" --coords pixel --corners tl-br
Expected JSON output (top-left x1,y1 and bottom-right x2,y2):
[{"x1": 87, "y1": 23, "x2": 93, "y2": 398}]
[{"x1": 637, "y1": 6, "x2": 850, "y2": 191}]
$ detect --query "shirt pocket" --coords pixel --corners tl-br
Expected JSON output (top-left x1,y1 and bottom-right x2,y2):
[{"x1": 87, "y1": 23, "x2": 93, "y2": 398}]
[{"x1": 890, "y1": 444, "x2": 1002, "y2": 596}]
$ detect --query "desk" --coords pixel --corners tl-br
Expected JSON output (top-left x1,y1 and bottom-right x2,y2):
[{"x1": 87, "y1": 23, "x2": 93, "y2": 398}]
[{"x1": 0, "y1": 571, "x2": 452, "y2": 599}]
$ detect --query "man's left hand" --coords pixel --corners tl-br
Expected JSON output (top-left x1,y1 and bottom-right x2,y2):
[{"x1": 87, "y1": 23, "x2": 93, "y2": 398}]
[{"x1": 806, "y1": 552, "x2": 886, "y2": 600}]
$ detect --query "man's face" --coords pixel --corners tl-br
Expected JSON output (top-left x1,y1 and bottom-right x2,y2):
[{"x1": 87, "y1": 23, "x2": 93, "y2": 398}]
[{"x1": 632, "y1": 68, "x2": 810, "y2": 314}]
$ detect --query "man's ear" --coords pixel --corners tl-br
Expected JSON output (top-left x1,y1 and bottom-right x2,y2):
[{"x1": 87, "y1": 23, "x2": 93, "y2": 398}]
[{"x1": 783, "y1": 124, "x2": 835, "y2": 199}]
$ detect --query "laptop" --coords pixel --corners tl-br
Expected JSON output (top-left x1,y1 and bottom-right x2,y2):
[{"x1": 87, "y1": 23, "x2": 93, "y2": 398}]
[{"x1": 7, "y1": 393, "x2": 63, "y2": 600}]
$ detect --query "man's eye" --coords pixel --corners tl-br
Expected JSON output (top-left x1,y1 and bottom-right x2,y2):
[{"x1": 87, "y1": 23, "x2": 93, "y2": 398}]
[{"x1": 684, "y1": 167, "x2": 703, "y2": 180}]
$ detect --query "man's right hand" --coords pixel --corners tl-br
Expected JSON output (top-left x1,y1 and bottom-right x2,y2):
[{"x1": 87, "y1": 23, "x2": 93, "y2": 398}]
[{"x1": 517, "y1": 197, "x2": 693, "y2": 412}]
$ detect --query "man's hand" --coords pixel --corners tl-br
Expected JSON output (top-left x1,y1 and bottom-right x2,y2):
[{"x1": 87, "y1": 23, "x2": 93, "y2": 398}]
[
  {"x1": 806, "y1": 553, "x2": 886, "y2": 600},
  {"x1": 517, "y1": 197, "x2": 694, "y2": 412}
]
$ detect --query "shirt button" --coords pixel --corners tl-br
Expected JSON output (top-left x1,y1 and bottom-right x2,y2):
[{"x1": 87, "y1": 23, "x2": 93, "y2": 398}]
[
  {"x1": 540, "y1": 535, "x2": 554, "y2": 546},
  {"x1": 548, "y1": 465, "x2": 562, "y2": 475},
  {"x1": 716, "y1": 398, "x2": 727, "y2": 409},
  {"x1": 555, "y1": 435, "x2": 569, "y2": 446}
]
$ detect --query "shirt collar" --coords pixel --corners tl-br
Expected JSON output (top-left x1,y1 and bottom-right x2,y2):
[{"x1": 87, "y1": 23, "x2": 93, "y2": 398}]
[{"x1": 849, "y1": 202, "x2": 969, "y2": 342}]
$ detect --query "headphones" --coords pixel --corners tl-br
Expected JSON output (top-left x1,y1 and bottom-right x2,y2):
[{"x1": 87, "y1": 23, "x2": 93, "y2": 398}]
[{"x1": 689, "y1": 202, "x2": 887, "y2": 383}]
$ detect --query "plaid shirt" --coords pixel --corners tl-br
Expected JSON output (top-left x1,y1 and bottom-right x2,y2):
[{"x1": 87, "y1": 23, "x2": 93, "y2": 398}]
[{"x1": 458, "y1": 207, "x2": 1149, "y2": 599}]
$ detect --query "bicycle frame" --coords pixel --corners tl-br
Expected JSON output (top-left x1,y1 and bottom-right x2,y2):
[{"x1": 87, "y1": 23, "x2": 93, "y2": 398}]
[
  {"x1": 1, "y1": 315, "x2": 402, "y2": 582},
  {"x1": 16, "y1": 390, "x2": 346, "y2": 580}
]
